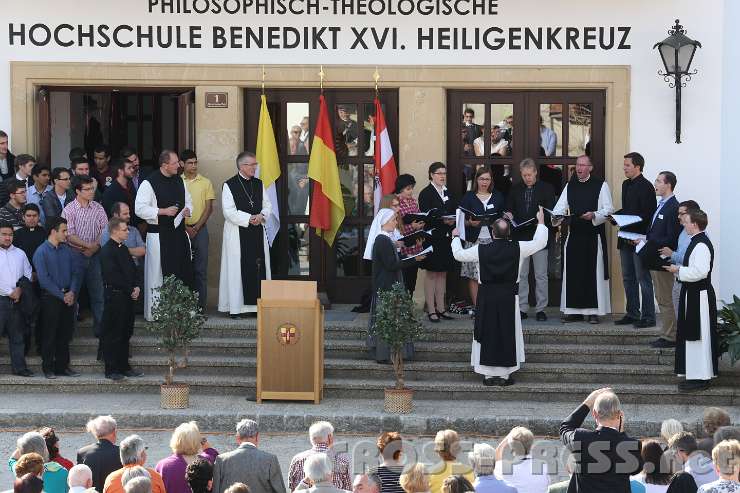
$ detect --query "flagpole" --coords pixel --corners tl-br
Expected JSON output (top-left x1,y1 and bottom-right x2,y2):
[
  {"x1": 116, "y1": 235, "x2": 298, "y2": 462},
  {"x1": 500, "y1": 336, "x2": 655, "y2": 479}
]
[
  {"x1": 373, "y1": 66, "x2": 380, "y2": 97},
  {"x1": 261, "y1": 65, "x2": 266, "y2": 95},
  {"x1": 319, "y1": 65, "x2": 325, "y2": 94}
]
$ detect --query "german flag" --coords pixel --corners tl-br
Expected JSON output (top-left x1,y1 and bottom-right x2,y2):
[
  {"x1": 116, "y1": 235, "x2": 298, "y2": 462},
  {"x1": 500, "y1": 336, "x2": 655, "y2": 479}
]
[{"x1": 308, "y1": 95, "x2": 345, "y2": 246}]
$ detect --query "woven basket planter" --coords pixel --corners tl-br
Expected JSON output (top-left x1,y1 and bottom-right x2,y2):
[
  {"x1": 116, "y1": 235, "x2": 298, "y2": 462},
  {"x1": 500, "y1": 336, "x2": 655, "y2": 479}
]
[
  {"x1": 160, "y1": 383, "x2": 190, "y2": 409},
  {"x1": 384, "y1": 388, "x2": 413, "y2": 414}
]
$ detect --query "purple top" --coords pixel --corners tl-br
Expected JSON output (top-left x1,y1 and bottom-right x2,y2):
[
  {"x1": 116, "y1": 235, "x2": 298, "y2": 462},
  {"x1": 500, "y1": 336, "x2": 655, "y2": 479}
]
[{"x1": 155, "y1": 448, "x2": 219, "y2": 493}]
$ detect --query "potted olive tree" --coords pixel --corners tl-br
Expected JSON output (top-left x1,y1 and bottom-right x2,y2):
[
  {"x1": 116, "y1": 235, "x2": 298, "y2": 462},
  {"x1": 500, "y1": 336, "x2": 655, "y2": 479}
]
[
  {"x1": 718, "y1": 295, "x2": 740, "y2": 365},
  {"x1": 371, "y1": 282, "x2": 424, "y2": 413},
  {"x1": 146, "y1": 275, "x2": 205, "y2": 409}
]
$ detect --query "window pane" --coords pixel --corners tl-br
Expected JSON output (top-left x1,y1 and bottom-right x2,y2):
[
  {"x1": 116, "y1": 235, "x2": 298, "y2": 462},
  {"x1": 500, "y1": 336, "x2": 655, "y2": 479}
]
[
  {"x1": 335, "y1": 225, "x2": 361, "y2": 277},
  {"x1": 461, "y1": 103, "x2": 484, "y2": 157},
  {"x1": 486, "y1": 104, "x2": 514, "y2": 157},
  {"x1": 363, "y1": 163, "x2": 376, "y2": 217},
  {"x1": 335, "y1": 103, "x2": 359, "y2": 158},
  {"x1": 539, "y1": 164, "x2": 565, "y2": 194},
  {"x1": 568, "y1": 103, "x2": 592, "y2": 157},
  {"x1": 142, "y1": 121, "x2": 153, "y2": 158},
  {"x1": 338, "y1": 164, "x2": 359, "y2": 216},
  {"x1": 126, "y1": 95, "x2": 137, "y2": 116},
  {"x1": 126, "y1": 122, "x2": 138, "y2": 150},
  {"x1": 287, "y1": 162, "x2": 310, "y2": 216},
  {"x1": 287, "y1": 223, "x2": 310, "y2": 276},
  {"x1": 142, "y1": 95, "x2": 153, "y2": 115},
  {"x1": 287, "y1": 102, "x2": 310, "y2": 156},
  {"x1": 539, "y1": 104, "x2": 563, "y2": 157}
]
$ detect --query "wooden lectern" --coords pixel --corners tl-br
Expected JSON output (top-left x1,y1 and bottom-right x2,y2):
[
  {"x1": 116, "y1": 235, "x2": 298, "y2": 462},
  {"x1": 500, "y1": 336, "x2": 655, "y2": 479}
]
[{"x1": 256, "y1": 280, "x2": 324, "y2": 403}]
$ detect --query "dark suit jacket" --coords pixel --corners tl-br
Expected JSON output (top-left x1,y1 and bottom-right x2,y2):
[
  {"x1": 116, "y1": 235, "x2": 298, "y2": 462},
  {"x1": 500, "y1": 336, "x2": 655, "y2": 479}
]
[
  {"x1": 459, "y1": 189, "x2": 505, "y2": 242},
  {"x1": 212, "y1": 443, "x2": 286, "y2": 493},
  {"x1": 40, "y1": 190, "x2": 71, "y2": 222},
  {"x1": 77, "y1": 439, "x2": 122, "y2": 492},
  {"x1": 1, "y1": 152, "x2": 14, "y2": 180},
  {"x1": 560, "y1": 404, "x2": 642, "y2": 493},
  {"x1": 614, "y1": 174, "x2": 657, "y2": 251},
  {"x1": 506, "y1": 180, "x2": 556, "y2": 242},
  {"x1": 641, "y1": 195, "x2": 680, "y2": 270}
]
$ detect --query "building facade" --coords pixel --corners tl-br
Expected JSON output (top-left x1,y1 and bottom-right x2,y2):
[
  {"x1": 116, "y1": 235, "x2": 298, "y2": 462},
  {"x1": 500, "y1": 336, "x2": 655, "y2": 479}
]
[{"x1": 1, "y1": 0, "x2": 737, "y2": 306}]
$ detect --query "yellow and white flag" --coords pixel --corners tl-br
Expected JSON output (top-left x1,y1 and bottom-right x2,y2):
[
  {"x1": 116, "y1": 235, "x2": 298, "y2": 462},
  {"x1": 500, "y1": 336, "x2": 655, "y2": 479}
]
[{"x1": 255, "y1": 94, "x2": 281, "y2": 246}]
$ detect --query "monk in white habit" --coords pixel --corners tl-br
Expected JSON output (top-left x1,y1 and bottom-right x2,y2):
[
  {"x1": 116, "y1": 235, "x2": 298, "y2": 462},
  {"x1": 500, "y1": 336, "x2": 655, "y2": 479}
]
[
  {"x1": 134, "y1": 149, "x2": 193, "y2": 321},
  {"x1": 551, "y1": 155, "x2": 614, "y2": 324},
  {"x1": 663, "y1": 209, "x2": 718, "y2": 392},
  {"x1": 451, "y1": 207, "x2": 547, "y2": 386},
  {"x1": 218, "y1": 151, "x2": 272, "y2": 317}
]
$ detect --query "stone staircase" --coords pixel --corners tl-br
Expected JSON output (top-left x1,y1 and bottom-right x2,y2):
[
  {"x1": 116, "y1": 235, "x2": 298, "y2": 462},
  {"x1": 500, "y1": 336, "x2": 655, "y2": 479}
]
[{"x1": 0, "y1": 309, "x2": 737, "y2": 407}]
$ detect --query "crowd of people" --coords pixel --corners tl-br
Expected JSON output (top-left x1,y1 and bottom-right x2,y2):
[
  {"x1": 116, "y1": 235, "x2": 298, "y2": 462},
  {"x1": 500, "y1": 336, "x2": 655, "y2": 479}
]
[{"x1": 5, "y1": 394, "x2": 740, "y2": 493}]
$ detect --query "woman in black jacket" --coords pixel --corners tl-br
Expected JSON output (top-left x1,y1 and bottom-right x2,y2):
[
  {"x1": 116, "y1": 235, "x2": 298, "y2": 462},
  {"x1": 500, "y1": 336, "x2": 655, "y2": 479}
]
[{"x1": 417, "y1": 162, "x2": 458, "y2": 322}]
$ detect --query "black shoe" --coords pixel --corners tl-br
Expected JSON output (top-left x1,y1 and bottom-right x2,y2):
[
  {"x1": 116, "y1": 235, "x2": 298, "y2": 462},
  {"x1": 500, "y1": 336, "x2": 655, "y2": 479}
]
[
  {"x1": 427, "y1": 312, "x2": 440, "y2": 323},
  {"x1": 228, "y1": 314, "x2": 240, "y2": 319},
  {"x1": 634, "y1": 319, "x2": 657, "y2": 328},
  {"x1": 106, "y1": 373, "x2": 126, "y2": 381},
  {"x1": 499, "y1": 376, "x2": 514, "y2": 386},
  {"x1": 483, "y1": 377, "x2": 498, "y2": 386},
  {"x1": 13, "y1": 369, "x2": 34, "y2": 377},
  {"x1": 520, "y1": 311, "x2": 528, "y2": 320},
  {"x1": 124, "y1": 369, "x2": 144, "y2": 378},
  {"x1": 650, "y1": 338, "x2": 676, "y2": 348},
  {"x1": 44, "y1": 372, "x2": 57, "y2": 379},
  {"x1": 56, "y1": 368, "x2": 81, "y2": 377},
  {"x1": 678, "y1": 379, "x2": 710, "y2": 392},
  {"x1": 561, "y1": 314, "x2": 584, "y2": 323},
  {"x1": 536, "y1": 311, "x2": 547, "y2": 321},
  {"x1": 614, "y1": 315, "x2": 637, "y2": 325},
  {"x1": 437, "y1": 311, "x2": 454, "y2": 320},
  {"x1": 588, "y1": 315, "x2": 600, "y2": 324}
]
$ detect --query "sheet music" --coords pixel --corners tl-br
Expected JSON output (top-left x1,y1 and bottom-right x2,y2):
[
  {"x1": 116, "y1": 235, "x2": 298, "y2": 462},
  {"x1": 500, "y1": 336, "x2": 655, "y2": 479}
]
[
  {"x1": 174, "y1": 208, "x2": 186, "y2": 228},
  {"x1": 511, "y1": 217, "x2": 536, "y2": 229},
  {"x1": 405, "y1": 245, "x2": 433, "y2": 260},
  {"x1": 543, "y1": 207, "x2": 574, "y2": 217},
  {"x1": 456, "y1": 208, "x2": 466, "y2": 241},
  {"x1": 635, "y1": 240, "x2": 647, "y2": 253},
  {"x1": 617, "y1": 231, "x2": 646, "y2": 241},
  {"x1": 610, "y1": 214, "x2": 642, "y2": 228}
]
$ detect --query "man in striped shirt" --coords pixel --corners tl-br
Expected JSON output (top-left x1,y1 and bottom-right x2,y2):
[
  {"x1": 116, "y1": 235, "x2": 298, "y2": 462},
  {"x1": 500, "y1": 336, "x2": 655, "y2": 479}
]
[
  {"x1": 288, "y1": 422, "x2": 351, "y2": 491},
  {"x1": 62, "y1": 176, "x2": 108, "y2": 344}
]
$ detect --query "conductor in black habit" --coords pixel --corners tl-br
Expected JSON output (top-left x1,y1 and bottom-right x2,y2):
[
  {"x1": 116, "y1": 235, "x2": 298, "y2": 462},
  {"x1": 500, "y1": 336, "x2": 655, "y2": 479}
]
[
  {"x1": 560, "y1": 388, "x2": 643, "y2": 493},
  {"x1": 100, "y1": 217, "x2": 142, "y2": 381}
]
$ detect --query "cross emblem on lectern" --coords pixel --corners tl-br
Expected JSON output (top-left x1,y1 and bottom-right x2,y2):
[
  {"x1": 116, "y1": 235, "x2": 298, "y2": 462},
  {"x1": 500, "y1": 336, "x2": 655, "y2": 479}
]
[{"x1": 277, "y1": 324, "x2": 299, "y2": 345}]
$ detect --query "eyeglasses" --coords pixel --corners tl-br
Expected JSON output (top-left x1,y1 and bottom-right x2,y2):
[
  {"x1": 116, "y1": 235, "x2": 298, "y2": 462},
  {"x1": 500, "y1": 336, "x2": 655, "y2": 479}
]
[
  {"x1": 57, "y1": 177, "x2": 71, "y2": 181},
  {"x1": 81, "y1": 187, "x2": 95, "y2": 192},
  {"x1": 243, "y1": 162, "x2": 259, "y2": 167},
  {"x1": 477, "y1": 177, "x2": 492, "y2": 181},
  {"x1": 433, "y1": 172, "x2": 447, "y2": 176}
]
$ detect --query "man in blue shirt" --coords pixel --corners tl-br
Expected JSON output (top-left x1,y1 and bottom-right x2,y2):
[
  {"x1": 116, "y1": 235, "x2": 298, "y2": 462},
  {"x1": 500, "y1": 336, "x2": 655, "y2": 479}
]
[{"x1": 32, "y1": 216, "x2": 82, "y2": 379}]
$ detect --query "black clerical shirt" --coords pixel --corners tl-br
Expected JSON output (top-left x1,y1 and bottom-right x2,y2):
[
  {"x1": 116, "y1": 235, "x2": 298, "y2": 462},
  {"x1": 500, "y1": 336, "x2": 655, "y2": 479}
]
[
  {"x1": 100, "y1": 238, "x2": 138, "y2": 293},
  {"x1": 614, "y1": 174, "x2": 656, "y2": 251},
  {"x1": 13, "y1": 226, "x2": 46, "y2": 270}
]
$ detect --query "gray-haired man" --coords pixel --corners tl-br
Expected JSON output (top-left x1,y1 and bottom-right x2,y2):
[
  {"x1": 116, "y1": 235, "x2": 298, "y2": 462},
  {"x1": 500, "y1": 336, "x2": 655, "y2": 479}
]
[
  {"x1": 77, "y1": 416, "x2": 122, "y2": 492},
  {"x1": 103, "y1": 435, "x2": 165, "y2": 493},
  {"x1": 212, "y1": 419, "x2": 285, "y2": 493}
]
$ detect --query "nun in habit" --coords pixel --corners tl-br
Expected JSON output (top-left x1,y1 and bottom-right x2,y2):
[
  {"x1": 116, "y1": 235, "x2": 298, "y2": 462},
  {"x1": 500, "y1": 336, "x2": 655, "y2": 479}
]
[
  {"x1": 451, "y1": 208, "x2": 548, "y2": 385},
  {"x1": 218, "y1": 151, "x2": 272, "y2": 316},
  {"x1": 365, "y1": 208, "x2": 426, "y2": 363}
]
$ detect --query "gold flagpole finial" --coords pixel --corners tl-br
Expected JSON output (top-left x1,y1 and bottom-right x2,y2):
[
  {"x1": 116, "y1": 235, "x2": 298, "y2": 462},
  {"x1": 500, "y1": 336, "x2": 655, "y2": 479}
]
[
  {"x1": 261, "y1": 65, "x2": 266, "y2": 94},
  {"x1": 319, "y1": 65, "x2": 326, "y2": 92},
  {"x1": 373, "y1": 67, "x2": 380, "y2": 95}
]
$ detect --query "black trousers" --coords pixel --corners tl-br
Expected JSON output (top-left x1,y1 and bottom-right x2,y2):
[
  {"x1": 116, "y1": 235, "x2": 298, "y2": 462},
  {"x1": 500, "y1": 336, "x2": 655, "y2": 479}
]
[
  {"x1": 40, "y1": 293, "x2": 75, "y2": 374},
  {"x1": 0, "y1": 297, "x2": 28, "y2": 373},
  {"x1": 102, "y1": 290, "x2": 134, "y2": 375},
  {"x1": 402, "y1": 264, "x2": 419, "y2": 294}
]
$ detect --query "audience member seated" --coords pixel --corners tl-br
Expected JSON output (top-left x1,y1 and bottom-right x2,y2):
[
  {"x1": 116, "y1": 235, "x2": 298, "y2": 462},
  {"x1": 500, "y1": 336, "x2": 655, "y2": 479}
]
[
  {"x1": 632, "y1": 441, "x2": 672, "y2": 492},
  {"x1": 353, "y1": 474, "x2": 381, "y2": 493},
  {"x1": 441, "y1": 476, "x2": 474, "y2": 493},
  {"x1": 399, "y1": 463, "x2": 431, "y2": 493},
  {"x1": 697, "y1": 439, "x2": 740, "y2": 493},
  {"x1": 289, "y1": 422, "x2": 351, "y2": 492},
  {"x1": 294, "y1": 454, "x2": 351, "y2": 493},
  {"x1": 186, "y1": 457, "x2": 214, "y2": 493},
  {"x1": 713, "y1": 427, "x2": 740, "y2": 447},
  {"x1": 468, "y1": 443, "x2": 516, "y2": 493},
  {"x1": 121, "y1": 466, "x2": 150, "y2": 488},
  {"x1": 67, "y1": 464, "x2": 94, "y2": 493},
  {"x1": 212, "y1": 419, "x2": 285, "y2": 493},
  {"x1": 14, "y1": 474, "x2": 44, "y2": 493},
  {"x1": 427, "y1": 430, "x2": 474, "y2": 493},
  {"x1": 669, "y1": 432, "x2": 719, "y2": 489},
  {"x1": 494, "y1": 427, "x2": 548, "y2": 493},
  {"x1": 156, "y1": 422, "x2": 219, "y2": 493},
  {"x1": 8, "y1": 431, "x2": 69, "y2": 493},
  {"x1": 224, "y1": 483, "x2": 250, "y2": 493},
  {"x1": 13, "y1": 454, "x2": 43, "y2": 479},
  {"x1": 39, "y1": 428, "x2": 74, "y2": 471},
  {"x1": 662, "y1": 420, "x2": 685, "y2": 446},
  {"x1": 698, "y1": 409, "x2": 731, "y2": 456},
  {"x1": 77, "y1": 416, "x2": 122, "y2": 493},
  {"x1": 123, "y1": 477, "x2": 152, "y2": 493},
  {"x1": 666, "y1": 472, "x2": 698, "y2": 493},
  {"x1": 103, "y1": 435, "x2": 165, "y2": 493},
  {"x1": 370, "y1": 432, "x2": 404, "y2": 493}
]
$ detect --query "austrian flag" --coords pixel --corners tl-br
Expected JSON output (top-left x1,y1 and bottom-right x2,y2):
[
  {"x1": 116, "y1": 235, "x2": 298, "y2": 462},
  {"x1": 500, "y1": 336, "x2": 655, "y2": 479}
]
[{"x1": 373, "y1": 97, "x2": 398, "y2": 214}]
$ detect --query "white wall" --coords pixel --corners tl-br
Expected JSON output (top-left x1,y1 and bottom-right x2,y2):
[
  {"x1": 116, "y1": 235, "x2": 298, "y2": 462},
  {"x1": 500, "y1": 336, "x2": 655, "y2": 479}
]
[{"x1": 0, "y1": 0, "x2": 730, "y2": 287}]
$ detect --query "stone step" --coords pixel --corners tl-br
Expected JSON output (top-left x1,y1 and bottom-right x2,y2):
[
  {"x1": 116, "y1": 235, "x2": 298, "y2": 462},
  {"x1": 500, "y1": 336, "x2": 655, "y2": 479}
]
[
  {"x1": 3, "y1": 336, "x2": 676, "y2": 365},
  {"x1": 0, "y1": 372, "x2": 735, "y2": 405},
  {"x1": 3, "y1": 356, "x2": 736, "y2": 387}
]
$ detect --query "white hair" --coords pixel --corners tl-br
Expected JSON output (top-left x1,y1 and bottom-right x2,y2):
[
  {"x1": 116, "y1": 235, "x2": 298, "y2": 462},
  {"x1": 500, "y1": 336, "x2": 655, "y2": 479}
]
[
  {"x1": 594, "y1": 392, "x2": 622, "y2": 421},
  {"x1": 119, "y1": 435, "x2": 147, "y2": 465},
  {"x1": 661, "y1": 419, "x2": 684, "y2": 443},
  {"x1": 122, "y1": 466, "x2": 151, "y2": 487},
  {"x1": 304, "y1": 453, "x2": 332, "y2": 482},
  {"x1": 86, "y1": 416, "x2": 117, "y2": 439},
  {"x1": 68, "y1": 464, "x2": 93, "y2": 488},
  {"x1": 236, "y1": 419, "x2": 259, "y2": 439},
  {"x1": 124, "y1": 476, "x2": 152, "y2": 493},
  {"x1": 309, "y1": 421, "x2": 334, "y2": 444},
  {"x1": 468, "y1": 443, "x2": 496, "y2": 476},
  {"x1": 17, "y1": 432, "x2": 49, "y2": 463}
]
